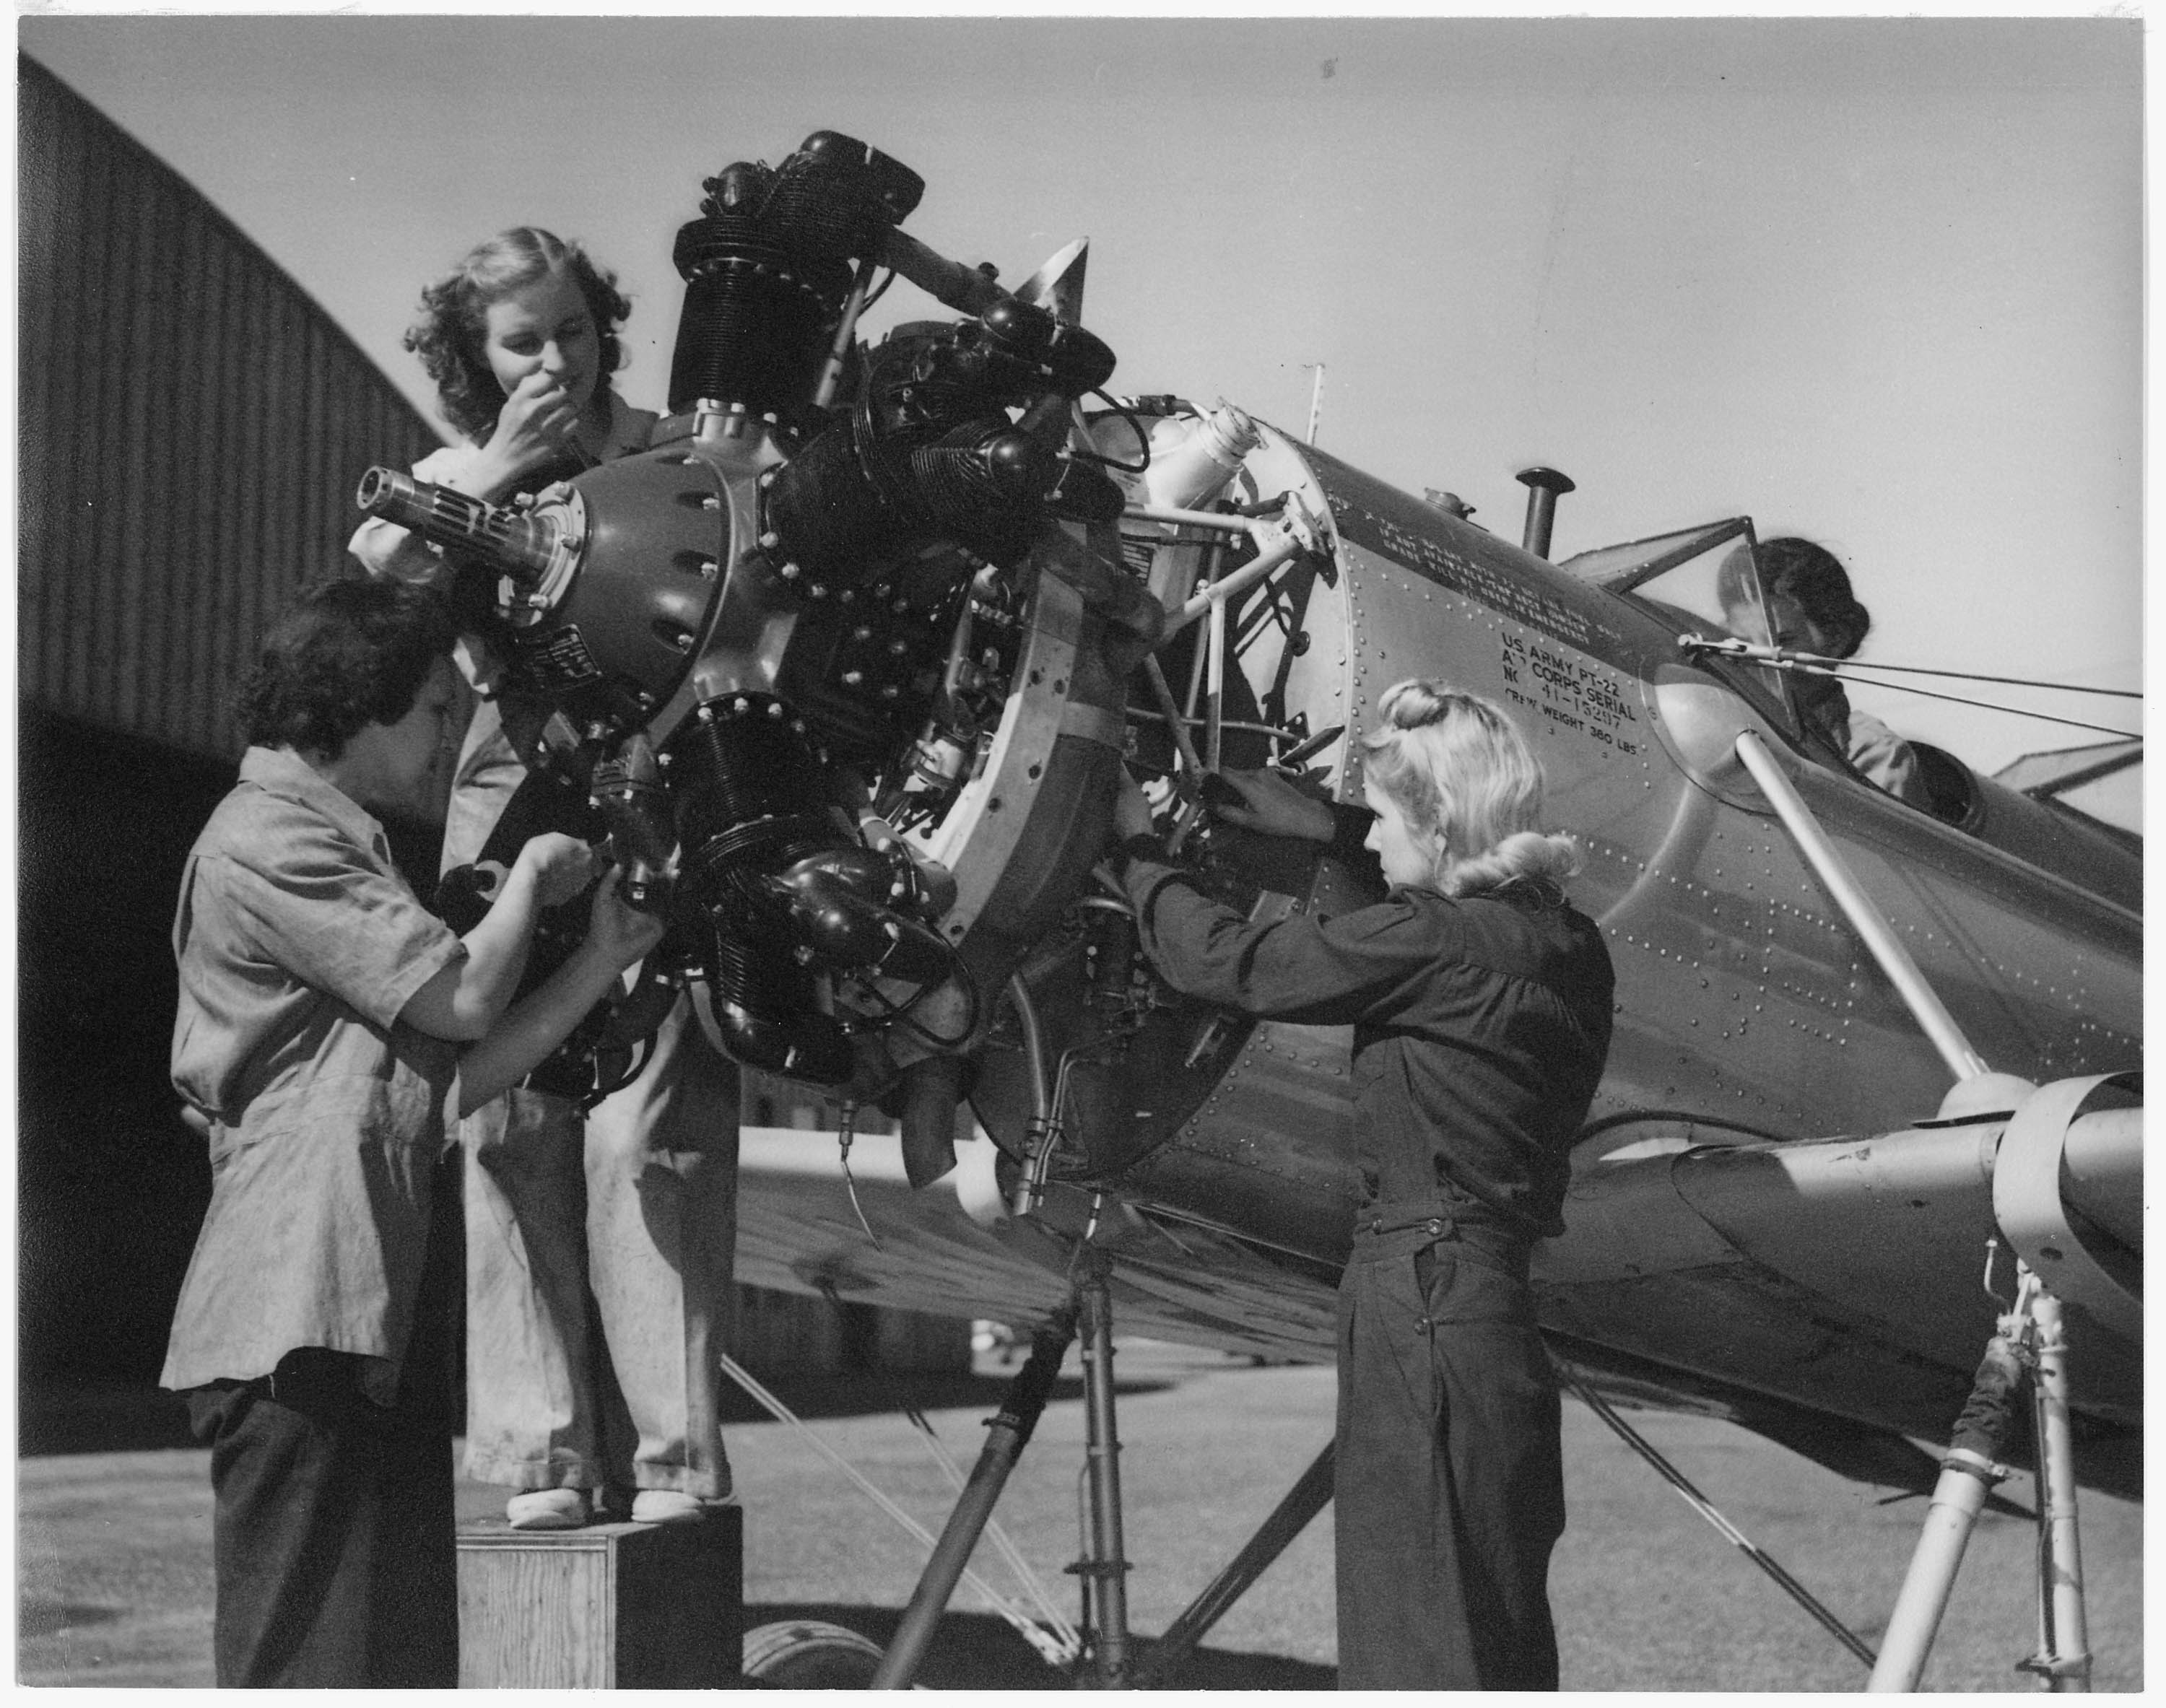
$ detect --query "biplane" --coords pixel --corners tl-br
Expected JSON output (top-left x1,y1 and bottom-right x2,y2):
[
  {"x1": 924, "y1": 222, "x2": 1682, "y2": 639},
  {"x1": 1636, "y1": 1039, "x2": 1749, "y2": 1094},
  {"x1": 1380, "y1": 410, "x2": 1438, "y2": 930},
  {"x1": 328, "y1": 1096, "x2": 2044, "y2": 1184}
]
[{"x1": 357, "y1": 130, "x2": 2140, "y2": 1689}]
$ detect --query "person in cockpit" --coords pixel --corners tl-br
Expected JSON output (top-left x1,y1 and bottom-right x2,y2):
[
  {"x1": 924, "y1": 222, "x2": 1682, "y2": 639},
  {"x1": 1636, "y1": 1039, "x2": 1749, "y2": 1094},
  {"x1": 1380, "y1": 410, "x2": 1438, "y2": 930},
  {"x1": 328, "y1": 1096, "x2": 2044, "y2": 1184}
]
[
  {"x1": 1718, "y1": 536, "x2": 1932, "y2": 809},
  {"x1": 1112, "y1": 682, "x2": 1615, "y2": 1691}
]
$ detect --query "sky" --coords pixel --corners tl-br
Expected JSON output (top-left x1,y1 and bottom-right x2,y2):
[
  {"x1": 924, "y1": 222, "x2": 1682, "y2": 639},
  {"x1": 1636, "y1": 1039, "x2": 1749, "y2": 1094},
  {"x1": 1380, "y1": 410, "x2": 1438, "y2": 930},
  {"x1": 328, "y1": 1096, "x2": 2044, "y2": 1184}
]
[{"x1": 17, "y1": 12, "x2": 2146, "y2": 789}]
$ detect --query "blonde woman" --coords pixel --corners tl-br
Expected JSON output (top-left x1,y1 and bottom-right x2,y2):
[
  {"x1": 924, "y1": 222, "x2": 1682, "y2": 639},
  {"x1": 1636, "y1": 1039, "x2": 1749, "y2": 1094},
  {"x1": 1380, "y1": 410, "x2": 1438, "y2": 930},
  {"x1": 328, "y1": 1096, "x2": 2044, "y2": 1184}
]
[{"x1": 1113, "y1": 680, "x2": 1614, "y2": 1690}]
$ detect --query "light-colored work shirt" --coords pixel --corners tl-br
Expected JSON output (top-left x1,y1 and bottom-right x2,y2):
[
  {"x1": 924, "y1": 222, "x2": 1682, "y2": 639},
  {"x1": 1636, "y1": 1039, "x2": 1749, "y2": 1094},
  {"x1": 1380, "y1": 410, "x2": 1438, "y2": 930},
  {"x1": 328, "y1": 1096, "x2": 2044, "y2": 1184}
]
[
  {"x1": 1801, "y1": 678, "x2": 1932, "y2": 811},
  {"x1": 1842, "y1": 705, "x2": 1931, "y2": 809},
  {"x1": 162, "y1": 746, "x2": 466, "y2": 1396}
]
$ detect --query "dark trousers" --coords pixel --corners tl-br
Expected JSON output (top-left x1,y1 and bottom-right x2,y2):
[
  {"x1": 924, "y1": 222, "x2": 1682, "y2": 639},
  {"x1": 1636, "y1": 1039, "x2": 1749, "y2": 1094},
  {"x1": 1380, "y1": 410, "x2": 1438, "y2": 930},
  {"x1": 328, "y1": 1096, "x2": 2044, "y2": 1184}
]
[
  {"x1": 1334, "y1": 1204, "x2": 1565, "y2": 1690},
  {"x1": 185, "y1": 1173, "x2": 461, "y2": 1688}
]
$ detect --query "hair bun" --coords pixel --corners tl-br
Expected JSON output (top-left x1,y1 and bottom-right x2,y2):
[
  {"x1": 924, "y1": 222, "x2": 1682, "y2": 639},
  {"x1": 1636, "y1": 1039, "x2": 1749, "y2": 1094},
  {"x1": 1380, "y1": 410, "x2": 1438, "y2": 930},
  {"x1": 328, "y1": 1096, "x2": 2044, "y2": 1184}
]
[{"x1": 1378, "y1": 679, "x2": 1448, "y2": 729}]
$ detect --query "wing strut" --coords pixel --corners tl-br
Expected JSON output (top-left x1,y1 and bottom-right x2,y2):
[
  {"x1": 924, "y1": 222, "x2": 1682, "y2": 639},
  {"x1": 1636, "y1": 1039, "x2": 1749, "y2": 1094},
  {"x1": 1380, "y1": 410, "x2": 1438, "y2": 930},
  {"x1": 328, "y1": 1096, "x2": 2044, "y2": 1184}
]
[
  {"x1": 1730, "y1": 731, "x2": 2105, "y2": 1691},
  {"x1": 1731, "y1": 731, "x2": 1997, "y2": 1088}
]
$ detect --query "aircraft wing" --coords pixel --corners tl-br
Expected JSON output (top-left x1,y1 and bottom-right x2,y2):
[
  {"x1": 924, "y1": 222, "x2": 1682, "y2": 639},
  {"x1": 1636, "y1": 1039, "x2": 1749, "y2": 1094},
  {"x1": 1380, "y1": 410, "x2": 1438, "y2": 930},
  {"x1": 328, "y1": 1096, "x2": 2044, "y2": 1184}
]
[
  {"x1": 735, "y1": 1125, "x2": 1336, "y2": 1364},
  {"x1": 732, "y1": 1119, "x2": 2123, "y2": 1508}
]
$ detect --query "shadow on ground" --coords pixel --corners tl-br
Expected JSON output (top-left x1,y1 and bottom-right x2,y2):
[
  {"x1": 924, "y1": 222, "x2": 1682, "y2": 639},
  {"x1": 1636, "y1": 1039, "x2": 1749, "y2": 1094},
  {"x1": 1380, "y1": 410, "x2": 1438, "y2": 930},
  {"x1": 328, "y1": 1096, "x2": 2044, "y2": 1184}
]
[
  {"x1": 18, "y1": 1384, "x2": 196, "y2": 1456},
  {"x1": 744, "y1": 1603, "x2": 1336, "y2": 1690}
]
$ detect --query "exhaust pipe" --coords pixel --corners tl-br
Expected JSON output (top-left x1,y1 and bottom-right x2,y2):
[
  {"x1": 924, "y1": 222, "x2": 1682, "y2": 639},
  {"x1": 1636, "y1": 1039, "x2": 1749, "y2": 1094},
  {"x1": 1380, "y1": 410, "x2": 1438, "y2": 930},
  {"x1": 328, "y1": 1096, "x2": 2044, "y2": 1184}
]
[
  {"x1": 897, "y1": 1052, "x2": 967, "y2": 1188},
  {"x1": 1515, "y1": 466, "x2": 1575, "y2": 559}
]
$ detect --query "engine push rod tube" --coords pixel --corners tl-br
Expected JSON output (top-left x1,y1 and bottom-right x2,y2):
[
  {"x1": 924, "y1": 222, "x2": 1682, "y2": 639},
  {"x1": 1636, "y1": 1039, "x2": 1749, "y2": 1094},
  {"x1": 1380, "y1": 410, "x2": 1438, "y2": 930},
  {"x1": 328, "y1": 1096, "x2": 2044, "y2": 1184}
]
[
  {"x1": 1730, "y1": 731, "x2": 1993, "y2": 1084},
  {"x1": 869, "y1": 1306, "x2": 1081, "y2": 1690},
  {"x1": 812, "y1": 256, "x2": 879, "y2": 411}
]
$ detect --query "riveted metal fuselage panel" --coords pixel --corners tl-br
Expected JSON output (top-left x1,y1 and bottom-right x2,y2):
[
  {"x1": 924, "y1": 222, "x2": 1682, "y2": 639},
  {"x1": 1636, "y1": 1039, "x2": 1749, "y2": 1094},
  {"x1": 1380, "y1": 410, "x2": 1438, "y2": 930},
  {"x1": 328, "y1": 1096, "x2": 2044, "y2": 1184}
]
[{"x1": 1064, "y1": 430, "x2": 2140, "y2": 1439}]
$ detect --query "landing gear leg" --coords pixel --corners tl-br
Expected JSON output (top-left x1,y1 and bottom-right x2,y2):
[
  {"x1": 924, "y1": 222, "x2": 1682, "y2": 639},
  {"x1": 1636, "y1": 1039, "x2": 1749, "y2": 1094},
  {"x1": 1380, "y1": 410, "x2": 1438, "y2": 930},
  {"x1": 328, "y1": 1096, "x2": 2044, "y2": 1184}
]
[
  {"x1": 1869, "y1": 1263, "x2": 2092, "y2": 1691},
  {"x1": 2020, "y1": 1291, "x2": 2091, "y2": 1691},
  {"x1": 869, "y1": 1306, "x2": 1079, "y2": 1689},
  {"x1": 1075, "y1": 1242, "x2": 1135, "y2": 1687}
]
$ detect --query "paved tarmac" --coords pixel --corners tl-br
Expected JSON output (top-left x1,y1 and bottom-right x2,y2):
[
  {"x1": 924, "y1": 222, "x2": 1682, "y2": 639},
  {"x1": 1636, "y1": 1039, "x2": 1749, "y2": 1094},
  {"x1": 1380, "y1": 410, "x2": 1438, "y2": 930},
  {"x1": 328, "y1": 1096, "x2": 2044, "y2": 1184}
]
[{"x1": 17, "y1": 1341, "x2": 2144, "y2": 1690}]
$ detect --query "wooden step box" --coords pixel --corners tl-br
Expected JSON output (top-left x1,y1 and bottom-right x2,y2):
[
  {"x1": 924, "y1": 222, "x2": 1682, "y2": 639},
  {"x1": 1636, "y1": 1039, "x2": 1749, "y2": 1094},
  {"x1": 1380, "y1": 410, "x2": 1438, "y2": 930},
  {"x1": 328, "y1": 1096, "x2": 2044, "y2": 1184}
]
[{"x1": 456, "y1": 1507, "x2": 744, "y2": 1688}]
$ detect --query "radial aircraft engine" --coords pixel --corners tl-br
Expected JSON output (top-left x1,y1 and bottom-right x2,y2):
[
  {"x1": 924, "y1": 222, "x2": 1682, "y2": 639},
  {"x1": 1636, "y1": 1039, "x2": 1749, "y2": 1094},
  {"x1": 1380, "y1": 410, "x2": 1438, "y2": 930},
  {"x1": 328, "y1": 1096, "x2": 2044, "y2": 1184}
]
[
  {"x1": 360, "y1": 132, "x2": 2141, "y2": 1640},
  {"x1": 360, "y1": 131, "x2": 1156, "y2": 1120}
]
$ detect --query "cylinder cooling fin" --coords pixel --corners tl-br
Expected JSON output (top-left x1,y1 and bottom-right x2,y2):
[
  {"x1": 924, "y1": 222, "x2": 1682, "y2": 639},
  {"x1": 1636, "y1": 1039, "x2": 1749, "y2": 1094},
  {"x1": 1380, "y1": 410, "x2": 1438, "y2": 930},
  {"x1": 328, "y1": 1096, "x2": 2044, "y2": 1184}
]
[
  {"x1": 668, "y1": 194, "x2": 850, "y2": 414},
  {"x1": 666, "y1": 131, "x2": 926, "y2": 417},
  {"x1": 668, "y1": 693, "x2": 853, "y2": 1083},
  {"x1": 667, "y1": 692, "x2": 832, "y2": 915}
]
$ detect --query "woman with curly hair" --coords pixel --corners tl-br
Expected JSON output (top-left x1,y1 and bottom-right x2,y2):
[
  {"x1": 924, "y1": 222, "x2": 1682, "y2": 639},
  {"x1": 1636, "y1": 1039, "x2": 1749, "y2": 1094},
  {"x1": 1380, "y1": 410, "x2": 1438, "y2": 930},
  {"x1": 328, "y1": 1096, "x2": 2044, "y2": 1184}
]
[
  {"x1": 1113, "y1": 681, "x2": 1615, "y2": 1689},
  {"x1": 164, "y1": 578, "x2": 662, "y2": 1684},
  {"x1": 350, "y1": 230, "x2": 740, "y2": 1538},
  {"x1": 359, "y1": 227, "x2": 642, "y2": 562},
  {"x1": 352, "y1": 225, "x2": 651, "y2": 888}
]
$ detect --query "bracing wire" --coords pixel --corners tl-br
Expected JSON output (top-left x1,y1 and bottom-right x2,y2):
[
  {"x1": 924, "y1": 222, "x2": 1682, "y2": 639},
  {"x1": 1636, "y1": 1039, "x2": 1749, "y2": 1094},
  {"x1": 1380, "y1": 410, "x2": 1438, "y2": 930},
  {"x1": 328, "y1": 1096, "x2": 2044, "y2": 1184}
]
[
  {"x1": 1695, "y1": 640, "x2": 2142, "y2": 741},
  {"x1": 713, "y1": 1348, "x2": 1075, "y2": 1668},
  {"x1": 1822, "y1": 661, "x2": 2139, "y2": 699},
  {"x1": 1793, "y1": 666, "x2": 2137, "y2": 741},
  {"x1": 1697, "y1": 636, "x2": 2141, "y2": 700},
  {"x1": 902, "y1": 1407, "x2": 1085, "y2": 1657},
  {"x1": 1560, "y1": 1369, "x2": 1879, "y2": 1669}
]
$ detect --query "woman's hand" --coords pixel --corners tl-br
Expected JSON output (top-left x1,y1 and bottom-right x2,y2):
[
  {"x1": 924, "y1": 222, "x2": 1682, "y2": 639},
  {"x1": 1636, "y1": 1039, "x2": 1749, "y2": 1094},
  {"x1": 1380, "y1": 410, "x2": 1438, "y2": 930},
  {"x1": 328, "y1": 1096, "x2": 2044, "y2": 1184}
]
[
  {"x1": 1210, "y1": 767, "x2": 1336, "y2": 842},
  {"x1": 585, "y1": 867, "x2": 667, "y2": 972},
  {"x1": 453, "y1": 866, "x2": 668, "y2": 1116},
  {"x1": 514, "y1": 832, "x2": 601, "y2": 910},
  {"x1": 1113, "y1": 767, "x2": 1159, "y2": 841},
  {"x1": 477, "y1": 369, "x2": 584, "y2": 494}
]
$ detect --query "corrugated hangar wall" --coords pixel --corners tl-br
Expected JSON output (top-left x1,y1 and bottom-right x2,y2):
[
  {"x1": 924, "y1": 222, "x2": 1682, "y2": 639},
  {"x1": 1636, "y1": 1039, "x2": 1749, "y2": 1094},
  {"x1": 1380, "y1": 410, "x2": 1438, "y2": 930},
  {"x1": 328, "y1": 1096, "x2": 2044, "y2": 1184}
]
[
  {"x1": 15, "y1": 53, "x2": 967, "y2": 1399},
  {"x1": 19, "y1": 53, "x2": 443, "y2": 762}
]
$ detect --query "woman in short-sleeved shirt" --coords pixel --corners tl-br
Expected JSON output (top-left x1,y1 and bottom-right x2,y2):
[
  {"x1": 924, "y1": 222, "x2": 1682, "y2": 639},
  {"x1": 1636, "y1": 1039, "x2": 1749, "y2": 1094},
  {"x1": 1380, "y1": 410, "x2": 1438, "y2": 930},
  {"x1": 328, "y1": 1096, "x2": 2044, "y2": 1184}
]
[{"x1": 164, "y1": 580, "x2": 660, "y2": 1687}]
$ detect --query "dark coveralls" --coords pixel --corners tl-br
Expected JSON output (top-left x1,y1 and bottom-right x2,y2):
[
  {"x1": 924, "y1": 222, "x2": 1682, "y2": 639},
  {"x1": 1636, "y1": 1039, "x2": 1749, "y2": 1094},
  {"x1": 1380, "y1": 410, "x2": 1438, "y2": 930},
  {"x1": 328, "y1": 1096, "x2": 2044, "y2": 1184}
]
[{"x1": 1121, "y1": 814, "x2": 1614, "y2": 1690}]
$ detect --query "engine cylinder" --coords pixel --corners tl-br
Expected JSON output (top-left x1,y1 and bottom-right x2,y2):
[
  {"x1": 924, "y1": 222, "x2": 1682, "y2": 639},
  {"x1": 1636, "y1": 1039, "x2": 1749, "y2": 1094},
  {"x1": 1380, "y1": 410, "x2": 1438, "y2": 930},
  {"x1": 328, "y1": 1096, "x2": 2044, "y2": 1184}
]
[
  {"x1": 669, "y1": 694, "x2": 857, "y2": 1084},
  {"x1": 668, "y1": 258, "x2": 843, "y2": 417},
  {"x1": 669, "y1": 694, "x2": 832, "y2": 913}
]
